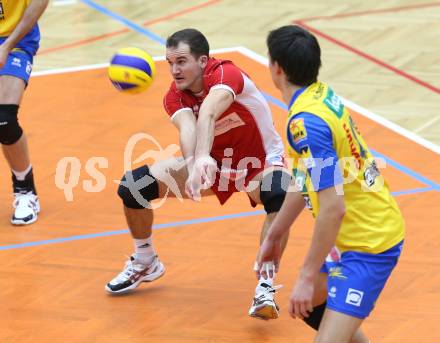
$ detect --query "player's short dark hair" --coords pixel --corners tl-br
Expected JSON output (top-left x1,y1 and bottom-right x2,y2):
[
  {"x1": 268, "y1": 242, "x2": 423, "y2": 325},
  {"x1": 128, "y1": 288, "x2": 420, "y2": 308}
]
[
  {"x1": 166, "y1": 28, "x2": 210, "y2": 58},
  {"x1": 267, "y1": 25, "x2": 321, "y2": 87}
]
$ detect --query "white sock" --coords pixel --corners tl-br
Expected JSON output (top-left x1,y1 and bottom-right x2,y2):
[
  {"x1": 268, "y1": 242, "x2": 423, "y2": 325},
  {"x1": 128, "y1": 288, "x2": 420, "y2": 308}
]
[
  {"x1": 134, "y1": 237, "x2": 155, "y2": 265},
  {"x1": 12, "y1": 164, "x2": 32, "y2": 181}
]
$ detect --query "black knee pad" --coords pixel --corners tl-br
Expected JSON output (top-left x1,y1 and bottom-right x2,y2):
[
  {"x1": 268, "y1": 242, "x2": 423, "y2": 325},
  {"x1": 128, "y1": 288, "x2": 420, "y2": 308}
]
[
  {"x1": 260, "y1": 170, "x2": 291, "y2": 214},
  {"x1": 0, "y1": 104, "x2": 23, "y2": 145},
  {"x1": 117, "y1": 165, "x2": 159, "y2": 209},
  {"x1": 303, "y1": 302, "x2": 326, "y2": 330}
]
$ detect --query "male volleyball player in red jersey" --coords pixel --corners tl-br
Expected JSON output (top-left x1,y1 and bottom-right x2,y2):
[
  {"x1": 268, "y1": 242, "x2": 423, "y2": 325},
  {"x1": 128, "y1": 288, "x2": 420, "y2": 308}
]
[{"x1": 106, "y1": 28, "x2": 290, "y2": 320}]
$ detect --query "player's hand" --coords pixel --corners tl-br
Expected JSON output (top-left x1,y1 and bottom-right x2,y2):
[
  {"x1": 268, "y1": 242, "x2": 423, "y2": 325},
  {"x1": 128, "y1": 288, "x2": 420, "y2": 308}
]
[
  {"x1": 288, "y1": 276, "x2": 314, "y2": 320},
  {"x1": 256, "y1": 235, "x2": 282, "y2": 279},
  {"x1": 186, "y1": 155, "x2": 217, "y2": 201},
  {"x1": 0, "y1": 44, "x2": 10, "y2": 69}
]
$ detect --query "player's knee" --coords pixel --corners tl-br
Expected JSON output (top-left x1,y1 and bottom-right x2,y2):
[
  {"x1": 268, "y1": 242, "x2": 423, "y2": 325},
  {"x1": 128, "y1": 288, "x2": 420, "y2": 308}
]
[
  {"x1": 117, "y1": 165, "x2": 159, "y2": 209},
  {"x1": 260, "y1": 170, "x2": 291, "y2": 214},
  {"x1": 0, "y1": 104, "x2": 23, "y2": 145},
  {"x1": 303, "y1": 302, "x2": 326, "y2": 330}
]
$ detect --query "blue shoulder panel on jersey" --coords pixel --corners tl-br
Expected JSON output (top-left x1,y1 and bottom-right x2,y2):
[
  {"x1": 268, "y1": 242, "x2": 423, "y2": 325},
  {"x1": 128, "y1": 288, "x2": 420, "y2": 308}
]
[{"x1": 287, "y1": 112, "x2": 342, "y2": 190}]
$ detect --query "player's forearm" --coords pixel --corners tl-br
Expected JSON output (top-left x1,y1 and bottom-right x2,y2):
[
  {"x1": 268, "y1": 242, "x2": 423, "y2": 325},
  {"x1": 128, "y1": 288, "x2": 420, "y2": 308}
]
[
  {"x1": 266, "y1": 190, "x2": 305, "y2": 241},
  {"x1": 194, "y1": 89, "x2": 233, "y2": 159},
  {"x1": 299, "y1": 203, "x2": 344, "y2": 281},
  {"x1": 2, "y1": 0, "x2": 49, "y2": 50},
  {"x1": 179, "y1": 128, "x2": 197, "y2": 172},
  {"x1": 194, "y1": 111, "x2": 215, "y2": 158}
]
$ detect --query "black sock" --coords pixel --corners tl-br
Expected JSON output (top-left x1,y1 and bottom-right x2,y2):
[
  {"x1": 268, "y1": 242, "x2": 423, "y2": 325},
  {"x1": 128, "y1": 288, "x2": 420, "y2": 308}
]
[{"x1": 12, "y1": 168, "x2": 37, "y2": 195}]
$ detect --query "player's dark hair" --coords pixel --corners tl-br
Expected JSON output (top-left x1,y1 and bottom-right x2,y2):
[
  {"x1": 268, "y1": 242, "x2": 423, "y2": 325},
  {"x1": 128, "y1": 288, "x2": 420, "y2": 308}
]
[
  {"x1": 166, "y1": 28, "x2": 210, "y2": 58},
  {"x1": 267, "y1": 25, "x2": 321, "y2": 87}
]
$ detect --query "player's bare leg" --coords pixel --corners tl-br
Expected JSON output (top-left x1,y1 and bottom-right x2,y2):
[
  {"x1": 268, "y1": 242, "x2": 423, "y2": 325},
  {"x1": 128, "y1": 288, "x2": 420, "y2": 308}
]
[
  {"x1": 247, "y1": 167, "x2": 291, "y2": 320},
  {"x1": 105, "y1": 157, "x2": 214, "y2": 294},
  {"x1": 0, "y1": 75, "x2": 39, "y2": 225}
]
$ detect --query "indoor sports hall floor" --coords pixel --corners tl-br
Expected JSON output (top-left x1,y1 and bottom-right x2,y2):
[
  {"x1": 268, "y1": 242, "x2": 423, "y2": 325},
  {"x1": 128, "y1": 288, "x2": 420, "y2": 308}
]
[{"x1": 0, "y1": 1, "x2": 439, "y2": 342}]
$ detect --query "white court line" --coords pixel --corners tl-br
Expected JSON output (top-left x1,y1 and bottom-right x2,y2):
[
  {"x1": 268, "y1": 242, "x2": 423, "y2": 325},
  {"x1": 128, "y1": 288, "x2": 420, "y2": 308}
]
[
  {"x1": 53, "y1": 0, "x2": 78, "y2": 6},
  {"x1": 413, "y1": 115, "x2": 440, "y2": 135},
  {"x1": 32, "y1": 46, "x2": 440, "y2": 154}
]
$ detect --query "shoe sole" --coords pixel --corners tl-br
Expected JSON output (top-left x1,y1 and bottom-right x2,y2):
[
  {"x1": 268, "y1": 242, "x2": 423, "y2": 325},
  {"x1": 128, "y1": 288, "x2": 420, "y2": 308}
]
[
  {"x1": 105, "y1": 262, "x2": 166, "y2": 294},
  {"x1": 11, "y1": 214, "x2": 38, "y2": 226},
  {"x1": 249, "y1": 304, "x2": 279, "y2": 320}
]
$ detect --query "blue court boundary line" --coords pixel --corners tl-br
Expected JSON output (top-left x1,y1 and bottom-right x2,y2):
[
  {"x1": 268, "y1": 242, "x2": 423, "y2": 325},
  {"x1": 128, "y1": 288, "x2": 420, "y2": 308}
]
[
  {"x1": 0, "y1": 211, "x2": 265, "y2": 251},
  {"x1": 3, "y1": 2, "x2": 430, "y2": 252},
  {"x1": 0, "y1": 184, "x2": 433, "y2": 252},
  {"x1": 79, "y1": 0, "x2": 166, "y2": 45}
]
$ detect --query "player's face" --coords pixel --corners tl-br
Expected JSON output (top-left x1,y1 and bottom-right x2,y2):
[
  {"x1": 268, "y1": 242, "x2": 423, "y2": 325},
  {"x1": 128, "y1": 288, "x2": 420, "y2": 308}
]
[{"x1": 166, "y1": 42, "x2": 208, "y2": 93}]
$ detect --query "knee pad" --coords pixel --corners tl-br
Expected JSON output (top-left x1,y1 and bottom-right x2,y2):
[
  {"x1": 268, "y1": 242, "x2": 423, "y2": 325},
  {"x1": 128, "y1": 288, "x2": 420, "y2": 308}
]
[
  {"x1": 260, "y1": 170, "x2": 291, "y2": 214},
  {"x1": 0, "y1": 104, "x2": 23, "y2": 145},
  {"x1": 303, "y1": 302, "x2": 326, "y2": 330},
  {"x1": 117, "y1": 165, "x2": 159, "y2": 209}
]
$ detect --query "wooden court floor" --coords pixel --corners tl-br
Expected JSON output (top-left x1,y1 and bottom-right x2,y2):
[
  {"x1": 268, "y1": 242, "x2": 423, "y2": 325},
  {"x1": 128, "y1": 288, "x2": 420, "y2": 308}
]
[{"x1": 0, "y1": 51, "x2": 439, "y2": 342}]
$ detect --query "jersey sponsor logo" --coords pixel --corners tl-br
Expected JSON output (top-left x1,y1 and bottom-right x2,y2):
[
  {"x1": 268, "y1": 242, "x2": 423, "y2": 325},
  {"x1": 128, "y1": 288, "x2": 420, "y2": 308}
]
[
  {"x1": 345, "y1": 288, "x2": 364, "y2": 307},
  {"x1": 343, "y1": 122, "x2": 362, "y2": 169},
  {"x1": 328, "y1": 266, "x2": 347, "y2": 280},
  {"x1": 289, "y1": 118, "x2": 307, "y2": 144},
  {"x1": 0, "y1": 2, "x2": 4, "y2": 20},
  {"x1": 214, "y1": 112, "x2": 245, "y2": 136},
  {"x1": 324, "y1": 87, "x2": 344, "y2": 118},
  {"x1": 364, "y1": 160, "x2": 380, "y2": 187}
]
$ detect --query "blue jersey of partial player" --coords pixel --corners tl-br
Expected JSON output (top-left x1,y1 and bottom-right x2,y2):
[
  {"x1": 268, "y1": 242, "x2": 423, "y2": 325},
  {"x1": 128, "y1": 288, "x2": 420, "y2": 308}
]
[{"x1": 0, "y1": 0, "x2": 41, "y2": 56}]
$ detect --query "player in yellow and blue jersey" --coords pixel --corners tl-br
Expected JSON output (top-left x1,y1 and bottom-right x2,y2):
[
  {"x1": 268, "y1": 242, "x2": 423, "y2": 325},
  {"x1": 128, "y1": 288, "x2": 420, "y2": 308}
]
[
  {"x1": 256, "y1": 25, "x2": 405, "y2": 343},
  {"x1": 0, "y1": 0, "x2": 48, "y2": 225}
]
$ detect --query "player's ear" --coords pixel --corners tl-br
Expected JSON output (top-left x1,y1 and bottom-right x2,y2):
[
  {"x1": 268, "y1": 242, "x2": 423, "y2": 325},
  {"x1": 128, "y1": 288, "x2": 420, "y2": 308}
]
[
  {"x1": 199, "y1": 55, "x2": 209, "y2": 68},
  {"x1": 273, "y1": 61, "x2": 283, "y2": 76}
]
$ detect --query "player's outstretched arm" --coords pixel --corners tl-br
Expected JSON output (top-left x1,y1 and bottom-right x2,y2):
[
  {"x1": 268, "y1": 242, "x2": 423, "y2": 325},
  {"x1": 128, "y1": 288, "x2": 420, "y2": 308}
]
[
  {"x1": 172, "y1": 109, "x2": 197, "y2": 173},
  {"x1": 195, "y1": 88, "x2": 233, "y2": 158},
  {"x1": 185, "y1": 88, "x2": 233, "y2": 199}
]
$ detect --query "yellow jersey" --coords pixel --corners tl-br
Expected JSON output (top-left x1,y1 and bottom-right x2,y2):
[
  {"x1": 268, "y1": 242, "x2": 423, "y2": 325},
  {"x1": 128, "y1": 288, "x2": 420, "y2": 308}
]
[
  {"x1": 0, "y1": 0, "x2": 32, "y2": 36},
  {"x1": 0, "y1": 0, "x2": 40, "y2": 55},
  {"x1": 287, "y1": 81, "x2": 405, "y2": 254}
]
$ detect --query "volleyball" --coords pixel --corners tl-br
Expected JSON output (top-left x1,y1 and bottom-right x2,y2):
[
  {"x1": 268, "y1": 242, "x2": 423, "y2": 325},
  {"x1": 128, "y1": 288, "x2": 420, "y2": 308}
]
[{"x1": 108, "y1": 47, "x2": 156, "y2": 94}]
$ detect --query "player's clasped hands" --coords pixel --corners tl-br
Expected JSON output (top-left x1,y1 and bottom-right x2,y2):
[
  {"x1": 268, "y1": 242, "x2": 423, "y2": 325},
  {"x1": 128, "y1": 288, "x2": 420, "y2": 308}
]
[{"x1": 186, "y1": 155, "x2": 218, "y2": 201}]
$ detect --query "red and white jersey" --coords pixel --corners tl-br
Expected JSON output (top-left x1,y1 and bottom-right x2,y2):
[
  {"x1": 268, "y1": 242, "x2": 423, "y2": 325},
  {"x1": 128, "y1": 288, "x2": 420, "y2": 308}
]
[{"x1": 163, "y1": 58, "x2": 285, "y2": 203}]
